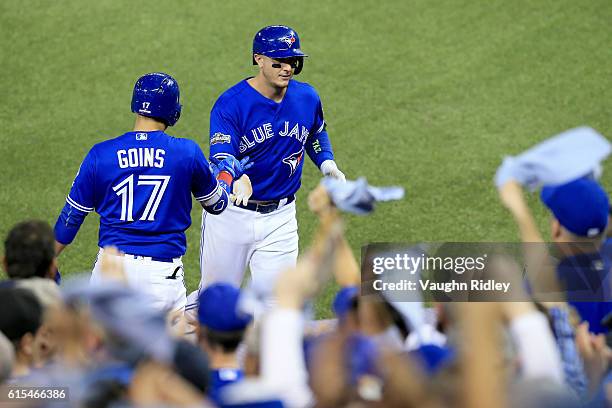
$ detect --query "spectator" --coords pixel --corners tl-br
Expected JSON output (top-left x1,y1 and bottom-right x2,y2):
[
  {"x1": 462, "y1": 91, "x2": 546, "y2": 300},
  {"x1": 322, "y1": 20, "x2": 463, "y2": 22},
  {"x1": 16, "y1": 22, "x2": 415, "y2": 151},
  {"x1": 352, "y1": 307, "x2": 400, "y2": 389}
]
[
  {"x1": 499, "y1": 178, "x2": 611, "y2": 333},
  {"x1": 0, "y1": 332, "x2": 14, "y2": 384},
  {"x1": 15, "y1": 278, "x2": 62, "y2": 370},
  {"x1": 197, "y1": 283, "x2": 252, "y2": 404},
  {"x1": 3, "y1": 220, "x2": 57, "y2": 281},
  {"x1": 0, "y1": 287, "x2": 44, "y2": 379},
  {"x1": 542, "y1": 179, "x2": 611, "y2": 333}
]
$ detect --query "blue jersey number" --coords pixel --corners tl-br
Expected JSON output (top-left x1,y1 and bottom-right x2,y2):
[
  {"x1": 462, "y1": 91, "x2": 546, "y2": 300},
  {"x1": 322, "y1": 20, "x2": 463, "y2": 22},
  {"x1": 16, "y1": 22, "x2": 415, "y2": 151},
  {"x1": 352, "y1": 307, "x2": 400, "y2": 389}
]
[{"x1": 112, "y1": 174, "x2": 170, "y2": 221}]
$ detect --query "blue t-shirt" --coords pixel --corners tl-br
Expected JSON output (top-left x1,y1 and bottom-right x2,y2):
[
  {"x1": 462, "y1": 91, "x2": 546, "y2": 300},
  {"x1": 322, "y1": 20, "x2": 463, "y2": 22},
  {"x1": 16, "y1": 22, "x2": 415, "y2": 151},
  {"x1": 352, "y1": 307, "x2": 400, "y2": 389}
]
[
  {"x1": 557, "y1": 252, "x2": 612, "y2": 334},
  {"x1": 209, "y1": 79, "x2": 334, "y2": 201},
  {"x1": 62, "y1": 131, "x2": 219, "y2": 258}
]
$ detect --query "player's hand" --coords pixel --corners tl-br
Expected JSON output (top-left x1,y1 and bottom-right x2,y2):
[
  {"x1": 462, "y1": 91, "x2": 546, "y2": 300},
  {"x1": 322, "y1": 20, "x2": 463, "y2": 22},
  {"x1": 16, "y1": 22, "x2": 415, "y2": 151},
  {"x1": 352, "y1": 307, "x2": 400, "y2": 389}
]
[
  {"x1": 218, "y1": 156, "x2": 253, "y2": 180},
  {"x1": 320, "y1": 160, "x2": 346, "y2": 182},
  {"x1": 231, "y1": 174, "x2": 253, "y2": 206}
]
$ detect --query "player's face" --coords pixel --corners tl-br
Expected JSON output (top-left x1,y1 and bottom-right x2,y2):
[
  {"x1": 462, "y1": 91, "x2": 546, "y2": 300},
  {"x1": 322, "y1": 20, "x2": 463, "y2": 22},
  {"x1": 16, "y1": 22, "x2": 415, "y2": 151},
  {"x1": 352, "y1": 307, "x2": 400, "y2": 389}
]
[{"x1": 257, "y1": 55, "x2": 297, "y2": 88}]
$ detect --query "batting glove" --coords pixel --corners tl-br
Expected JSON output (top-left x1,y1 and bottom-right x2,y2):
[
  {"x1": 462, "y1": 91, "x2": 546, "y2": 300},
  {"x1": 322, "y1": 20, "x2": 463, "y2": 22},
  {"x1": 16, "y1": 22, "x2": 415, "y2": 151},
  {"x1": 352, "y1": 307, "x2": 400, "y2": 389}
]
[
  {"x1": 320, "y1": 160, "x2": 346, "y2": 182},
  {"x1": 232, "y1": 174, "x2": 253, "y2": 206},
  {"x1": 217, "y1": 156, "x2": 253, "y2": 180}
]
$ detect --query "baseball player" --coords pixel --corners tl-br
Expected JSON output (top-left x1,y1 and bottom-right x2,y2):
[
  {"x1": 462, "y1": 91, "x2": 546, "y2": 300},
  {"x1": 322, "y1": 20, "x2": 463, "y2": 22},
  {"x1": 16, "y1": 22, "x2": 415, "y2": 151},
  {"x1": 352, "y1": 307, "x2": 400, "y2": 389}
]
[
  {"x1": 54, "y1": 72, "x2": 249, "y2": 313},
  {"x1": 193, "y1": 25, "x2": 346, "y2": 306}
]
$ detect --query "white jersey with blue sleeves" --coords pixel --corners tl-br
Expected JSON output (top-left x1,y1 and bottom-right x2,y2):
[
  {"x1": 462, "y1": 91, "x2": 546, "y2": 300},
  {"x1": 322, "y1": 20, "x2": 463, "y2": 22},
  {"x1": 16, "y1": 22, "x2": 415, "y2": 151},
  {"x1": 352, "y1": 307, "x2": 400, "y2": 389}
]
[
  {"x1": 209, "y1": 79, "x2": 334, "y2": 201},
  {"x1": 57, "y1": 131, "x2": 219, "y2": 259}
]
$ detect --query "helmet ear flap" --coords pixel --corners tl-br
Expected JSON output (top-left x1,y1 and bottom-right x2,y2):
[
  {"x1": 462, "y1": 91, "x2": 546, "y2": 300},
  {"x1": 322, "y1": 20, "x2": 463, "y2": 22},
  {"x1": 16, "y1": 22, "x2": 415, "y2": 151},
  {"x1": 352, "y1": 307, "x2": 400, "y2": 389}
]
[
  {"x1": 173, "y1": 104, "x2": 182, "y2": 126},
  {"x1": 293, "y1": 57, "x2": 304, "y2": 75},
  {"x1": 163, "y1": 105, "x2": 181, "y2": 127}
]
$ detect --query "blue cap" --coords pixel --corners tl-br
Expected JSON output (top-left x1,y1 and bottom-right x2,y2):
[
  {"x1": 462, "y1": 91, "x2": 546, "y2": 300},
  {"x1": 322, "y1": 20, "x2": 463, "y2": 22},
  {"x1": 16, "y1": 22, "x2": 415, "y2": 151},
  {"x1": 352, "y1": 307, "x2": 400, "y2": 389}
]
[
  {"x1": 540, "y1": 178, "x2": 609, "y2": 238},
  {"x1": 198, "y1": 283, "x2": 252, "y2": 331},
  {"x1": 332, "y1": 286, "x2": 359, "y2": 319}
]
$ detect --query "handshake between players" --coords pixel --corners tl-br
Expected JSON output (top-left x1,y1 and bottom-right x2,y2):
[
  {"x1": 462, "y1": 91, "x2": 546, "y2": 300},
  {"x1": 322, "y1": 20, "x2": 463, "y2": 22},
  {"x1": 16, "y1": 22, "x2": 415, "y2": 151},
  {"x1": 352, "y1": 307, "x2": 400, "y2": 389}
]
[{"x1": 209, "y1": 155, "x2": 255, "y2": 205}]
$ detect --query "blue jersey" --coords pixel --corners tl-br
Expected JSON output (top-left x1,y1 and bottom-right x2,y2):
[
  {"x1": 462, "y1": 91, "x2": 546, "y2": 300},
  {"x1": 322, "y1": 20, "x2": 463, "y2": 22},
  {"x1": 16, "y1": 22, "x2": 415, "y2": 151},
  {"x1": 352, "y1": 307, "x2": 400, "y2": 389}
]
[
  {"x1": 55, "y1": 131, "x2": 220, "y2": 258},
  {"x1": 557, "y1": 252, "x2": 612, "y2": 334},
  {"x1": 209, "y1": 368, "x2": 244, "y2": 404},
  {"x1": 209, "y1": 79, "x2": 335, "y2": 201}
]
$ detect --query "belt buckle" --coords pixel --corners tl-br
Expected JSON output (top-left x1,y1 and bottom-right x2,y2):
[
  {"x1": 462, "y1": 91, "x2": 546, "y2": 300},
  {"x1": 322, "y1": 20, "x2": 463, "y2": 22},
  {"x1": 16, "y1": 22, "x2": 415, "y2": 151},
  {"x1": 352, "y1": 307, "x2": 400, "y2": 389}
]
[{"x1": 256, "y1": 202, "x2": 277, "y2": 214}]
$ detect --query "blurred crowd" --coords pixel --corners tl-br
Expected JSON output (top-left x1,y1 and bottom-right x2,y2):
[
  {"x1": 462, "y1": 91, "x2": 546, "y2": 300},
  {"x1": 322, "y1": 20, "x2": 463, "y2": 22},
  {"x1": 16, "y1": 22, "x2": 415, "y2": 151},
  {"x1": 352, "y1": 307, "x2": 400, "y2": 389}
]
[{"x1": 2, "y1": 138, "x2": 612, "y2": 407}]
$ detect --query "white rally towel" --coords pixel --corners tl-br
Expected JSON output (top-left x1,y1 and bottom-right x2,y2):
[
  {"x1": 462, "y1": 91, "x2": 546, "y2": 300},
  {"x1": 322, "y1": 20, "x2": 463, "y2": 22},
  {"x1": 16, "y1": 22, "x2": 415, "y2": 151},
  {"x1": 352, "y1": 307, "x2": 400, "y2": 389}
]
[
  {"x1": 322, "y1": 177, "x2": 404, "y2": 215},
  {"x1": 494, "y1": 126, "x2": 611, "y2": 190}
]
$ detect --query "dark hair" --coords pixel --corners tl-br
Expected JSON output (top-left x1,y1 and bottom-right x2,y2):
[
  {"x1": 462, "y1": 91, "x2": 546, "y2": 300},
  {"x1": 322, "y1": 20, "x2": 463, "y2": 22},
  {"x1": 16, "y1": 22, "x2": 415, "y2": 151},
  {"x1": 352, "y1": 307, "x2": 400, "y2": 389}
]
[
  {"x1": 173, "y1": 339, "x2": 209, "y2": 393},
  {"x1": 200, "y1": 327, "x2": 245, "y2": 353},
  {"x1": 4, "y1": 220, "x2": 55, "y2": 279},
  {"x1": 0, "y1": 287, "x2": 43, "y2": 345}
]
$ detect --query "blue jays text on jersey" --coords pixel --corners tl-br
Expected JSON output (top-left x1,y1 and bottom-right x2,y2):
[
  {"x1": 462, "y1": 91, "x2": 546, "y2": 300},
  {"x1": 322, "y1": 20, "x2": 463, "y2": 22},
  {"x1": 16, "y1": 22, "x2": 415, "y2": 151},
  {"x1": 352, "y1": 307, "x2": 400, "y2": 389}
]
[
  {"x1": 54, "y1": 131, "x2": 223, "y2": 259},
  {"x1": 209, "y1": 79, "x2": 335, "y2": 201}
]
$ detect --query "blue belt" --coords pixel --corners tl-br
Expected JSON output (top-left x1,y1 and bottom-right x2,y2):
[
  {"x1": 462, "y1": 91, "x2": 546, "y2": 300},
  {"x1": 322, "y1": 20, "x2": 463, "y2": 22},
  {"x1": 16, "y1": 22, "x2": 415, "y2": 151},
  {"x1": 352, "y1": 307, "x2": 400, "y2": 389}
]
[{"x1": 237, "y1": 195, "x2": 295, "y2": 214}]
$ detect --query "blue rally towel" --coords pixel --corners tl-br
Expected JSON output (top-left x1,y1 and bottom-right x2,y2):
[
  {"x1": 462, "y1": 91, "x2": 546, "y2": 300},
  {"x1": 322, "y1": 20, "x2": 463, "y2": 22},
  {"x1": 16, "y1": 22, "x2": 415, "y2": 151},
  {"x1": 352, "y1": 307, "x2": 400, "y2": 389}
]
[
  {"x1": 494, "y1": 126, "x2": 611, "y2": 190},
  {"x1": 322, "y1": 177, "x2": 404, "y2": 215}
]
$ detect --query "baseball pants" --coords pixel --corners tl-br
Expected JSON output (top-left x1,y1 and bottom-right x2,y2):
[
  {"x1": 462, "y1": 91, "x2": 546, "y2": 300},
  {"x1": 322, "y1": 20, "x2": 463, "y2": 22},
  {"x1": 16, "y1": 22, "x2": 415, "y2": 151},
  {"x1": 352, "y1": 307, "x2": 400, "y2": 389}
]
[
  {"x1": 91, "y1": 248, "x2": 187, "y2": 313},
  {"x1": 196, "y1": 200, "x2": 299, "y2": 302}
]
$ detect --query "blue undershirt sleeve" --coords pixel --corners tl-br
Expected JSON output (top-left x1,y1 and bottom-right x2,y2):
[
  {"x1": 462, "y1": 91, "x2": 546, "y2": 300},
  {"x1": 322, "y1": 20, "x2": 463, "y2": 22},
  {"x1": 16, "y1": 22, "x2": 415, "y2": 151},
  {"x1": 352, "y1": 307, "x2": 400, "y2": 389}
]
[
  {"x1": 306, "y1": 97, "x2": 335, "y2": 167},
  {"x1": 54, "y1": 150, "x2": 96, "y2": 244}
]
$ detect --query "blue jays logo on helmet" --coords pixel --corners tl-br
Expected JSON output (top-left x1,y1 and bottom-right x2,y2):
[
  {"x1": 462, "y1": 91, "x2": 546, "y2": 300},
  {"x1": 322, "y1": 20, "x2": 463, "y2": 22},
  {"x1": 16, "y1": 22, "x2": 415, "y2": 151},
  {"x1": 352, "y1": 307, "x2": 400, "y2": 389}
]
[
  {"x1": 280, "y1": 33, "x2": 296, "y2": 48},
  {"x1": 131, "y1": 72, "x2": 182, "y2": 127},
  {"x1": 282, "y1": 148, "x2": 304, "y2": 177},
  {"x1": 252, "y1": 25, "x2": 307, "y2": 74}
]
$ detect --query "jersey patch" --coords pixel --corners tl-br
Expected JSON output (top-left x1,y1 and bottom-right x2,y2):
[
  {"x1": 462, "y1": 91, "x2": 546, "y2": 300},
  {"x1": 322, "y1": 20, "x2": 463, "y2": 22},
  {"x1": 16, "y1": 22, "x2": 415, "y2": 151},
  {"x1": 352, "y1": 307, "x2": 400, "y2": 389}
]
[
  {"x1": 211, "y1": 132, "x2": 231, "y2": 145},
  {"x1": 282, "y1": 148, "x2": 304, "y2": 177}
]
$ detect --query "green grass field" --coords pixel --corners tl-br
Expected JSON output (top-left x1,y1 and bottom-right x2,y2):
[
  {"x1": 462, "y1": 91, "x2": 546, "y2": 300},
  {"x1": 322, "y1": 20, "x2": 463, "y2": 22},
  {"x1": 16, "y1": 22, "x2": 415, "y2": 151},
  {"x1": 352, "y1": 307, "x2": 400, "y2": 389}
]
[{"x1": 2, "y1": 0, "x2": 612, "y2": 317}]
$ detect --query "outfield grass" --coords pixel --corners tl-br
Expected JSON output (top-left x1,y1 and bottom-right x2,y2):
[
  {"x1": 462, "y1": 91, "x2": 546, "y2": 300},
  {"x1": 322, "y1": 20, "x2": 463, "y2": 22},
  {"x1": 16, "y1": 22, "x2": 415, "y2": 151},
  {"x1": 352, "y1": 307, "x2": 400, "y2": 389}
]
[{"x1": 2, "y1": 0, "x2": 612, "y2": 317}]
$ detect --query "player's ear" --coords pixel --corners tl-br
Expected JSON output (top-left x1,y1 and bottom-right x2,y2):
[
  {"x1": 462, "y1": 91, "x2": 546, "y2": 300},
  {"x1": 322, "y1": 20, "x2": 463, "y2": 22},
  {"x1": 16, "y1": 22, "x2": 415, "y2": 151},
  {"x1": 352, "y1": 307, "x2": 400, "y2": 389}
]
[{"x1": 254, "y1": 54, "x2": 265, "y2": 69}]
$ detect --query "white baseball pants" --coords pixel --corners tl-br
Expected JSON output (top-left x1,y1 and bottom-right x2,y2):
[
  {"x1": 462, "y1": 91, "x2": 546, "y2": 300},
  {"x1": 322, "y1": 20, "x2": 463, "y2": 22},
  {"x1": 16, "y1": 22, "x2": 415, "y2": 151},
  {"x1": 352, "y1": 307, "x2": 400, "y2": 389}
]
[
  {"x1": 91, "y1": 248, "x2": 187, "y2": 313},
  {"x1": 198, "y1": 201, "x2": 299, "y2": 300}
]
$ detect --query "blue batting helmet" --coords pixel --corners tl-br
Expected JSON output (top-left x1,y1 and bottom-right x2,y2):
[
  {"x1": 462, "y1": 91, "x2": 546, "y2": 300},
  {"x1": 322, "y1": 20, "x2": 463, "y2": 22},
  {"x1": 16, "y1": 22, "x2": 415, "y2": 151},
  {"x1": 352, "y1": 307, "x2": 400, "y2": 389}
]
[
  {"x1": 252, "y1": 25, "x2": 307, "y2": 74},
  {"x1": 131, "y1": 72, "x2": 182, "y2": 127}
]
